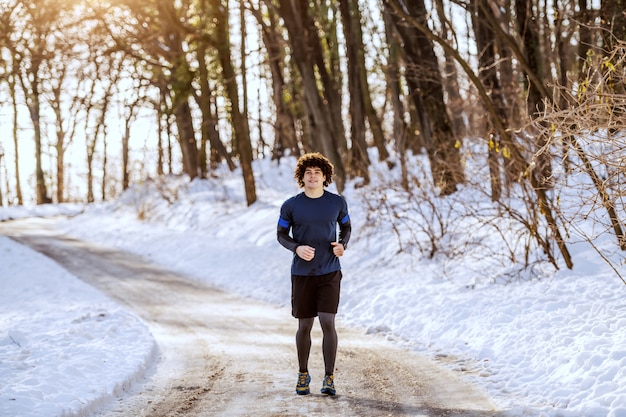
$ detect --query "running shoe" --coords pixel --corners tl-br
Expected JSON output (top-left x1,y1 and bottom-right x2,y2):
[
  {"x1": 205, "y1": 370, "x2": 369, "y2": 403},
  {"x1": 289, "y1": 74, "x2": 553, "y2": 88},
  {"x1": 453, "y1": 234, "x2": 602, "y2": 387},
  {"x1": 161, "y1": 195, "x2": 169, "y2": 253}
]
[
  {"x1": 320, "y1": 374, "x2": 336, "y2": 395},
  {"x1": 296, "y1": 371, "x2": 311, "y2": 395}
]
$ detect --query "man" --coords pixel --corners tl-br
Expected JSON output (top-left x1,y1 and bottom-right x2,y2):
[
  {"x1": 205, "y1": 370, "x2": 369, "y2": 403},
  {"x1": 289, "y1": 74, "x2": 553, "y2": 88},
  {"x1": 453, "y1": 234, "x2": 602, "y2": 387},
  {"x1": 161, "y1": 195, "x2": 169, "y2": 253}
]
[{"x1": 277, "y1": 152, "x2": 352, "y2": 396}]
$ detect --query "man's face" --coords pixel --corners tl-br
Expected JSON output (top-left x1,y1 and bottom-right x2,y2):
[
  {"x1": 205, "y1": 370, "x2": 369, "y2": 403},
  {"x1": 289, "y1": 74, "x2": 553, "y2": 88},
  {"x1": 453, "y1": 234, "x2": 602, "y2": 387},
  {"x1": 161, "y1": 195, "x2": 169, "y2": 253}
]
[{"x1": 303, "y1": 166, "x2": 325, "y2": 190}]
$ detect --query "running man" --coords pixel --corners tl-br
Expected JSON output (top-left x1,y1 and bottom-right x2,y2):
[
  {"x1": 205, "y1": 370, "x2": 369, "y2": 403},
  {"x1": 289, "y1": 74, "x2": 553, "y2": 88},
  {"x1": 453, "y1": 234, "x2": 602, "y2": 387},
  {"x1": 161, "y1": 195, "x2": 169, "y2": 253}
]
[{"x1": 277, "y1": 152, "x2": 352, "y2": 396}]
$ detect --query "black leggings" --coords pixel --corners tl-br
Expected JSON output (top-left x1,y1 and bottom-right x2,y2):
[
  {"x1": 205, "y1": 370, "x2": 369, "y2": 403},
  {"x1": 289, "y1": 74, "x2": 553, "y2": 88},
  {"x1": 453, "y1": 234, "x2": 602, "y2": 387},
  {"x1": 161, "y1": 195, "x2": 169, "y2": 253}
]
[{"x1": 296, "y1": 312, "x2": 337, "y2": 376}]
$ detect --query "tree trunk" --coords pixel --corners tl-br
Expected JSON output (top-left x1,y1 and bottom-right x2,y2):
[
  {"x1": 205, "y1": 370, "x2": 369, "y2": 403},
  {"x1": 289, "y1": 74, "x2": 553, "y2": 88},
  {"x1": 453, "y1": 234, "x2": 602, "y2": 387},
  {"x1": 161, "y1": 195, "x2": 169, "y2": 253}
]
[
  {"x1": 354, "y1": 1, "x2": 388, "y2": 163},
  {"x1": 249, "y1": 2, "x2": 300, "y2": 160},
  {"x1": 383, "y1": 7, "x2": 409, "y2": 189},
  {"x1": 515, "y1": 0, "x2": 552, "y2": 187},
  {"x1": 173, "y1": 99, "x2": 199, "y2": 179},
  {"x1": 195, "y1": 41, "x2": 235, "y2": 172},
  {"x1": 11, "y1": 0, "x2": 58, "y2": 205},
  {"x1": 168, "y1": 48, "x2": 199, "y2": 179},
  {"x1": 156, "y1": 80, "x2": 175, "y2": 174},
  {"x1": 25, "y1": 75, "x2": 51, "y2": 204},
  {"x1": 435, "y1": 0, "x2": 467, "y2": 139},
  {"x1": 387, "y1": 0, "x2": 465, "y2": 195},
  {"x1": 91, "y1": 91, "x2": 111, "y2": 202},
  {"x1": 472, "y1": 0, "x2": 518, "y2": 201},
  {"x1": 600, "y1": 0, "x2": 626, "y2": 51},
  {"x1": 156, "y1": 99, "x2": 164, "y2": 176},
  {"x1": 50, "y1": 77, "x2": 70, "y2": 203},
  {"x1": 577, "y1": 0, "x2": 592, "y2": 77},
  {"x1": 16, "y1": 48, "x2": 51, "y2": 204},
  {"x1": 101, "y1": 130, "x2": 108, "y2": 201},
  {"x1": 213, "y1": 0, "x2": 256, "y2": 205},
  {"x1": 339, "y1": 0, "x2": 371, "y2": 183},
  {"x1": 83, "y1": 57, "x2": 100, "y2": 204},
  {"x1": 311, "y1": 1, "x2": 349, "y2": 160},
  {"x1": 600, "y1": 0, "x2": 626, "y2": 132},
  {"x1": 122, "y1": 112, "x2": 131, "y2": 191},
  {"x1": 278, "y1": 0, "x2": 346, "y2": 190},
  {"x1": 8, "y1": 73, "x2": 23, "y2": 205},
  {"x1": 55, "y1": 140, "x2": 65, "y2": 203}
]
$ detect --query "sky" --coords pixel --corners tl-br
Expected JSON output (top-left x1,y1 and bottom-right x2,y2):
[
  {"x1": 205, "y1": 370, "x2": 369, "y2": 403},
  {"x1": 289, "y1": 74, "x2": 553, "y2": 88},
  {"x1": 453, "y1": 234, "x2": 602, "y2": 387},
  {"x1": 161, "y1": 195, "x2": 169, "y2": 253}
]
[{"x1": 1, "y1": 154, "x2": 626, "y2": 417}]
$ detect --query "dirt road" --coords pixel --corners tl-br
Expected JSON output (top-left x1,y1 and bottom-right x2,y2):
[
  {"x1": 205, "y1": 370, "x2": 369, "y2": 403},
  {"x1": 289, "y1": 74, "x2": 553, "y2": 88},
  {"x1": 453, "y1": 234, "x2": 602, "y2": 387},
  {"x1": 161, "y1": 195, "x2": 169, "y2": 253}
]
[{"x1": 1, "y1": 218, "x2": 503, "y2": 417}]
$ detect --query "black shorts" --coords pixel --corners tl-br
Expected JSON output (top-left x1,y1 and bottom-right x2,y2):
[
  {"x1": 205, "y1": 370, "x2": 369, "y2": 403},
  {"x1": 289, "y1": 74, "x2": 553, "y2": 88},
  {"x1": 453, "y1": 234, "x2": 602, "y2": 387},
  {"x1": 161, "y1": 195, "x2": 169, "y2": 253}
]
[{"x1": 291, "y1": 270, "x2": 342, "y2": 318}]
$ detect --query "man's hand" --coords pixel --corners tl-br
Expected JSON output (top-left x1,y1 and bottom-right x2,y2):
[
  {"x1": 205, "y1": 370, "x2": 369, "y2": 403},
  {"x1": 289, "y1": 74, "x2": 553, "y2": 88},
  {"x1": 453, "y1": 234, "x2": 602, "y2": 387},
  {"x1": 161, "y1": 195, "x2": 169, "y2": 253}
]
[
  {"x1": 331, "y1": 241, "x2": 344, "y2": 257},
  {"x1": 296, "y1": 245, "x2": 315, "y2": 261}
]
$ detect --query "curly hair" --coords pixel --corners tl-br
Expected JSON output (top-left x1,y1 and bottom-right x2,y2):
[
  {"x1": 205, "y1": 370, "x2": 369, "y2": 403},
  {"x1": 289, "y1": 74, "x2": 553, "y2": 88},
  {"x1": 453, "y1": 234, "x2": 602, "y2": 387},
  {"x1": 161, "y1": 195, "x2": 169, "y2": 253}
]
[{"x1": 294, "y1": 152, "x2": 334, "y2": 188}]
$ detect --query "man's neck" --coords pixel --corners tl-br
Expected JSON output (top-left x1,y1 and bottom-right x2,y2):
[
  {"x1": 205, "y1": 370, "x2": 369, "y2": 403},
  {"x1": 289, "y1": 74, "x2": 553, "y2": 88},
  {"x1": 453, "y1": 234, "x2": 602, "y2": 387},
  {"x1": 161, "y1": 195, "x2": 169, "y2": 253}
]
[{"x1": 304, "y1": 188, "x2": 324, "y2": 198}]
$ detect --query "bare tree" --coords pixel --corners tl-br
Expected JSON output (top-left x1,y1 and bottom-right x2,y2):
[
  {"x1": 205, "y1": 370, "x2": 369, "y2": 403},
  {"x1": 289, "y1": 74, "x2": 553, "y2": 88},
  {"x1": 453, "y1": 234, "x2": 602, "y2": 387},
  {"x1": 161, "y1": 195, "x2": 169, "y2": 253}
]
[
  {"x1": 191, "y1": 13, "x2": 235, "y2": 173},
  {"x1": 0, "y1": 3, "x2": 24, "y2": 205},
  {"x1": 386, "y1": 0, "x2": 465, "y2": 196},
  {"x1": 248, "y1": 1, "x2": 300, "y2": 160},
  {"x1": 382, "y1": 7, "x2": 411, "y2": 189},
  {"x1": 9, "y1": 0, "x2": 59, "y2": 204},
  {"x1": 48, "y1": 46, "x2": 85, "y2": 203},
  {"x1": 81, "y1": 46, "x2": 124, "y2": 202},
  {"x1": 515, "y1": 0, "x2": 553, "y2": 187},
  {"x1": 352, "y1": 0, "x2": 389, "y2": 164},
  {"x1": 91, "y1": 0, "x2": 200, "y2": 179},
  {"x1": 9, "y1": 70, "x2": 24, "y2": 205},
  {"x1": 434, "y1": 0, "x2": 467, "y2": 139},
  {"x1": 211, "y1": 0, "x2": 257, "y2": 205},
  {"x1": 277, "y1": 0, "x2": 347, "y2": 190},
  {"x1": 339, "y1": 0, "x2": 371, "y2": 183},
  {"x1": 471, "y1": 0, "x2": 514, "y2": 201},
  {"x1": 537, "y1": 44, "x2": 626, "y2": 253}
]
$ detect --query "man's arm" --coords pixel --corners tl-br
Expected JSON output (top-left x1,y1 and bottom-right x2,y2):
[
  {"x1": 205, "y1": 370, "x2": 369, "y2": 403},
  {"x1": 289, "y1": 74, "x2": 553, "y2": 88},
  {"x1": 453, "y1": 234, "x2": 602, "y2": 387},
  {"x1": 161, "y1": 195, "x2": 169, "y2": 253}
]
[
  {"x1": 277, "y1": 218, "x2": 299, "y2": 252},
  {"x1": 338, "y1": 216, "x2": 351, "y2": 250}
]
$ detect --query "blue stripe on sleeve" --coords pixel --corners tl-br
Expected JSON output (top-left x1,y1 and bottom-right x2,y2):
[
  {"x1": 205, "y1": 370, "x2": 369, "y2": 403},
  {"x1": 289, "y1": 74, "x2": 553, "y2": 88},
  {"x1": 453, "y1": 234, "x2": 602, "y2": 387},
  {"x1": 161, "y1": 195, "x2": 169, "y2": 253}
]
[
  {"x1": 341, "y1": 214, "x2": 350, "y2": 224},
  {"x1": 278, "y1": 217, "x2": 290, "y2": 228}
]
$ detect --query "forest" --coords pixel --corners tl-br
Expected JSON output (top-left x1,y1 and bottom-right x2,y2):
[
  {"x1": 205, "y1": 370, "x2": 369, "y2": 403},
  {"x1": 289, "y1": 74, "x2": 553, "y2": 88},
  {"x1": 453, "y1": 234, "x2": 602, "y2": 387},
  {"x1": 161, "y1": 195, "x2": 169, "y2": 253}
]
[{"x1": 0, "y1": 0, "x2": 625, "y2": 273}]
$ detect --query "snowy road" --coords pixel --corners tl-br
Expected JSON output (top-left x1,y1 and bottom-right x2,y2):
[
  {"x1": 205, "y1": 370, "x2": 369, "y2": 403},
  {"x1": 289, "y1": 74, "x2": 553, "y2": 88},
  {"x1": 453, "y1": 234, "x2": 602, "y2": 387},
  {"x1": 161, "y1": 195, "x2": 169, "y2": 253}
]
[{"x1": 4, "y1": 218, "x2": 502, "y2": 416}]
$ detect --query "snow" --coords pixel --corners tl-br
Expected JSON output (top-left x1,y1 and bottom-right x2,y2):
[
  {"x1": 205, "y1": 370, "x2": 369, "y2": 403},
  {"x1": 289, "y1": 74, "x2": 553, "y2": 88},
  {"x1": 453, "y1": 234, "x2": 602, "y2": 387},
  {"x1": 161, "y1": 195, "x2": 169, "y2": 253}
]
[
  {"x1": 2, "y1": 154, "x2": 626, "y2": 417},
  {"x1": 0, "y1": 211, "x2": 157, "y2": 417}
]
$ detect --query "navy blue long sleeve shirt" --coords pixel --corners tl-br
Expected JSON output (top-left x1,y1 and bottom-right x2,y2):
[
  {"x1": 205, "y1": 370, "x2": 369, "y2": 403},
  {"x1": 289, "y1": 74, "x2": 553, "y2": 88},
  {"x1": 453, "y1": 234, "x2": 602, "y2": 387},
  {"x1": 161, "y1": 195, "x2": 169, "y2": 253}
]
[{"x1": 277, "y1": 190, "x2": 351, "y2": 276}]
